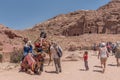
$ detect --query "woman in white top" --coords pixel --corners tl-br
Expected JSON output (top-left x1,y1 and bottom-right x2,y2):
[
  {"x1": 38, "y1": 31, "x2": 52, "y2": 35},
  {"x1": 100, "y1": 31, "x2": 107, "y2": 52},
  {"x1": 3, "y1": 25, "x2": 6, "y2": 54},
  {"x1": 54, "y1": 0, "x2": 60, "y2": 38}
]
[{"x1": 98, "y1": 42, "x2": 109, "y2": 73}]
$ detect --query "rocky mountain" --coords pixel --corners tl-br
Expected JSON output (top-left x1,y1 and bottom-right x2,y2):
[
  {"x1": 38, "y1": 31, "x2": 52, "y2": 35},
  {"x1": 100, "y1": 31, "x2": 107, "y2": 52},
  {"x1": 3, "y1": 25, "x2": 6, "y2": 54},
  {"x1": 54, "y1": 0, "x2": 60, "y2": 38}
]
[
  {"x1": 0, "y1": 24, "x2": 23, "y2": 61},
  {"x1": 0, "y1": 0, "x2": 120, "y2": 50},
  {"x1": 30, "y1": 0, "x2": 120, "y2": 36}
]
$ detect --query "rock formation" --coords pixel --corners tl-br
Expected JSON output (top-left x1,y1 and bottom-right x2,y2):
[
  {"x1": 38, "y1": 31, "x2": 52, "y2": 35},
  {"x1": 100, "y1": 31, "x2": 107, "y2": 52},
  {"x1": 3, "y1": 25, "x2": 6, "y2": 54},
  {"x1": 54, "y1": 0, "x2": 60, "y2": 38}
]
[
  {"x1": 31, "y1": 0, "x2": 120, "y2": 36},
  {"x1": 0, "y1": 24, "x2": 23, "y2": 62}
]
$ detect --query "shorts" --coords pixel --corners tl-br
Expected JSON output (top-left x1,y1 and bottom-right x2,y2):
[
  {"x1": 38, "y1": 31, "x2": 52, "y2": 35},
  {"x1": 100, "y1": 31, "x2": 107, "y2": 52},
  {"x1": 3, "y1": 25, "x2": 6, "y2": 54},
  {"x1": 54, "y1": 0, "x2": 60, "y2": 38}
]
[
  {"x1": 100, "y1": 58, "x2": 107, "y2": 64},
  {"x1": 115, "y1": 53, "x2": 120, "y2": 58}
]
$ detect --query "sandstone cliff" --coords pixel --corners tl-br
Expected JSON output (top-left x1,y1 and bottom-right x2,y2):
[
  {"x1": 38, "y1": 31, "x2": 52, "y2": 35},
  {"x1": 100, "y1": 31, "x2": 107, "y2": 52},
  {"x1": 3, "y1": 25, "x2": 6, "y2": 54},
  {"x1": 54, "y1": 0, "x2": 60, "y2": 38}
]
[{"x1": 31, "y1": 0, "x2": 120, "y2": 36}]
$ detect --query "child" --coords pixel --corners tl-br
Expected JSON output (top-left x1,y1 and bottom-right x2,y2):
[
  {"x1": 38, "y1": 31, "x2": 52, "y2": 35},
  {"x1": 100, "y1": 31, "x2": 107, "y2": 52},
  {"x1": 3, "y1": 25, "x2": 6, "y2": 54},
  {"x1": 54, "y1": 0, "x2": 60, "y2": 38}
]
[{"x1": 83, "y1": 51, "x2": 89, "y2": 71}]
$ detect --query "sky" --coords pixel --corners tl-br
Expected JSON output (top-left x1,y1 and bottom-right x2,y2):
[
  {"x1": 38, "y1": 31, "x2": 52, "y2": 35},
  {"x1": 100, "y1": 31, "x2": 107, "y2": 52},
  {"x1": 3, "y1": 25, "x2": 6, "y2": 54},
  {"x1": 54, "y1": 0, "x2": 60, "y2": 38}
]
[{"x1": 0, "y1": 0, "x2": 111, "y2": 30}]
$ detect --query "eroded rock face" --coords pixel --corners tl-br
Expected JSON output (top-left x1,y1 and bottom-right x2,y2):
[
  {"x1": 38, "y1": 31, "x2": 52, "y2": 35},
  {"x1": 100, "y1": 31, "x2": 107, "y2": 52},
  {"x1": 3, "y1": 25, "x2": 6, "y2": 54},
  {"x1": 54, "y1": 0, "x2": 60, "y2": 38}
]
[
  {"x1": 0, "y1": 24, "x2": 23, "y2": 59},
  {"x1": 31, "y1": 0, "x2": 120, "y2": 36},
  {"x1": 62, "y1": 0, "x2": 120, "y2": 36},
  {"x1": 4, "y1": 30, "x2": 22, "y2": 39},
  {"x1": 0, "y1": 24, "x2": 22, "y2": 39}
]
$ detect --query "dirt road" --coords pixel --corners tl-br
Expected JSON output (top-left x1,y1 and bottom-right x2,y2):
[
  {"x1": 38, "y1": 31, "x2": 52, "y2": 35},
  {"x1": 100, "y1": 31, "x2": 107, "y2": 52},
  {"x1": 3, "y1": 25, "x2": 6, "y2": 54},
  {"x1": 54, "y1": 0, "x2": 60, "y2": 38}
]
[{"x1": 0, "y1": 51, "x2": 120, "y2": 80}]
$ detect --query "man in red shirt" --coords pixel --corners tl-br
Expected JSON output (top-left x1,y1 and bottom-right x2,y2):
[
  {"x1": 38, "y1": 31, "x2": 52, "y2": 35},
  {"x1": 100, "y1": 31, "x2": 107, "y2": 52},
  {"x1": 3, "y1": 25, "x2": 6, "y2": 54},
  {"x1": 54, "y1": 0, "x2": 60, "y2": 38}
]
[{"x1": 83, "y1": 51, "x2": 89, "y2": 70}]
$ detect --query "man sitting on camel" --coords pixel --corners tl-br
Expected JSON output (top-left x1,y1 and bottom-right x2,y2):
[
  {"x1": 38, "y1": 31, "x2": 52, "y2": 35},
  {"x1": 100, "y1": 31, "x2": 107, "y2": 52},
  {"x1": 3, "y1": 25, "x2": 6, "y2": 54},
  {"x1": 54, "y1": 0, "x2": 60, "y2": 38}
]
[
  {"x1": 40, "y1": 29, "x2": 47, "y2": 46},
  {"x1": 20, "y1": 38, "x2": 36, "y2": 72}
]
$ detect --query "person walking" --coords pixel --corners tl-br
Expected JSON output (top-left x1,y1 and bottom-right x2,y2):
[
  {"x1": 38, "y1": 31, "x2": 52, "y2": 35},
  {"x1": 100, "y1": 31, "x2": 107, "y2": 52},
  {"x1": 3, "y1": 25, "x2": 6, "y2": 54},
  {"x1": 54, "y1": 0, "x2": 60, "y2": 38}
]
[
  {"x1": 50, "y1": 42, "x2": 62, "y2": 74},
  {"x1": 98, "y1": 42, "x2": 109, "y2": 73},
  {"x1": 114, "y1": 41, "x2": 120, "y2": 67},
  {"x1": 83, "y1": 51, "x2": 89, "y2": 71}
]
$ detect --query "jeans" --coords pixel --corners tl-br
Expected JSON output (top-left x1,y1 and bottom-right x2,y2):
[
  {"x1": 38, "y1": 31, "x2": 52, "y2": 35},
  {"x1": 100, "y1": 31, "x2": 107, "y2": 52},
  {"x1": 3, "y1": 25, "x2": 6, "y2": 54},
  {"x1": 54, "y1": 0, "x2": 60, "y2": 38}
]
[
  {"x1": 84, "y1": 60, "x2": 89, "y2": 70},
  {"x1": 53, "y1": 58, "x2": 62, "y2": 73}
]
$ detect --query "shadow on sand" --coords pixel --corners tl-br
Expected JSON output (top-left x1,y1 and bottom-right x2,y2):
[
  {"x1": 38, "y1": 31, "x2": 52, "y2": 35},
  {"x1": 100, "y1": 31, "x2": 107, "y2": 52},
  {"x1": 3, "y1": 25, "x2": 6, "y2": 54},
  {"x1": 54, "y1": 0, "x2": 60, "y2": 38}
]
[
  {"x1": 108, "y1": 64, "x2": 117, "y2": 67},
  {"x1": 62, "y1": 59, "x2": 78, "y2": 62},
  {"x1": 93, "y1": 70, "x2": 103, "y2": 73},
  {"x1": 45, "y1": 71, "x2": 57, "y2": 74},
  {"x1": 91, "y1": 54, "x2": 98, "y2": 56},
  {"x1": 79, "y1": 69, "x2": 87, "y2": 71},
  {"x1": 94, "y1": 65, "x2": 102, "y2": 68}
]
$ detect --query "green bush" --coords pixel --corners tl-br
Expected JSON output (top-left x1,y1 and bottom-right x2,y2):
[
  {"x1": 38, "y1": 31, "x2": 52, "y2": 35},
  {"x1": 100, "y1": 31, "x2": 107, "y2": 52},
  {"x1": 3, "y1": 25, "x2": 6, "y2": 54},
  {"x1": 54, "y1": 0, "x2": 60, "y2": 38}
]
[{"x1": 10, "y1": 48, "x2": 23, "y2": 63}]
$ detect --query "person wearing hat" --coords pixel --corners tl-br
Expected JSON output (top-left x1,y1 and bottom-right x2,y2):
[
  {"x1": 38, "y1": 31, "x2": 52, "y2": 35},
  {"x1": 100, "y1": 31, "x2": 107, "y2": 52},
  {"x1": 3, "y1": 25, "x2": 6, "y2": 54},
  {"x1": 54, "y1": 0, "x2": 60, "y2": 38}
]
[
  {"x1": 27, "y1": 40, "x2": 35, "y2": 56},
  {"x1": 40, "y1": 29, "x2": 47, "y2": 39},
  {"x1": 39, "y1": 29, "x2": 47, "y2": 47},
  {"x1": 114, "y1": 41, "x2": 120, "y2": 66},
  {"x1": 23, "y1": 38, "x2": 29, "y2": 57},
  {"x1": 20, "y1": 38, "x2": 30, "y2": 72},
  {"x1": 98, "y1": 42, "x2": 109, "y2": 73},
  {"x1": 21, "y1": 38, "x2": 35, "y2": 61}
]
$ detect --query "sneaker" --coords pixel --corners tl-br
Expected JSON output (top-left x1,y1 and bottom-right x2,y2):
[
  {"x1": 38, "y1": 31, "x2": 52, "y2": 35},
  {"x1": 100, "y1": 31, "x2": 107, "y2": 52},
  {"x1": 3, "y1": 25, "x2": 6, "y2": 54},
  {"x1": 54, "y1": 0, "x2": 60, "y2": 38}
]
[
  {"x1": 56, "y1": 71, "x2": 59, "y2": 74},
  {"x1": 59, "y1": 70, "x2": 62, "y2": 72},
  {"x1": 102, "y1": 69, "x2": 105, "y2": 73},
  {"x1": 86, "y1": 68, "x2": 89, "y2": 71}
]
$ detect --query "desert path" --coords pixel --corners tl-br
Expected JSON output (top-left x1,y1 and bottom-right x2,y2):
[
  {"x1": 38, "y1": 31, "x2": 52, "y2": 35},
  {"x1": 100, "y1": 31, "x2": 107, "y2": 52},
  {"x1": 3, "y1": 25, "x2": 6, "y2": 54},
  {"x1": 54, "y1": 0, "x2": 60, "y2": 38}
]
[{"x1": 0, "y1": 51, "x2": 120, "y2": 80}]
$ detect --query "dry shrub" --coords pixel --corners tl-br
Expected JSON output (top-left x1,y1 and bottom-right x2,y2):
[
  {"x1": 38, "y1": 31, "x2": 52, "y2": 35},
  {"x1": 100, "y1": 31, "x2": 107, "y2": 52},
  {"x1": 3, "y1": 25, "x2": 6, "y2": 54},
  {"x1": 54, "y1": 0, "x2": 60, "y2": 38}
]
[
  {"x1": 10, "y1": 48, "x2": 23, "y2": 63},
  {"x1": 0, "y1": 53, "x2": 3, "y2": 62},
  {"x1": 68, "y1": 42, "x2": 77, "y2": 51}
]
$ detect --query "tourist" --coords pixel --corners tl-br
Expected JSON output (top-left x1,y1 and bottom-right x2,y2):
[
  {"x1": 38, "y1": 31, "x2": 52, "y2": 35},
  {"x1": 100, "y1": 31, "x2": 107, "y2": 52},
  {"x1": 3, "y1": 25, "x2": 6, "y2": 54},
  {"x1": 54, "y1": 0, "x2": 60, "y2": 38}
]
[
  {"x1": 114, "y1": 41, "x2": 120, "y2": 67},
  {"x1": 83, "y1": 51, "x2": 89, "y2": 71},
  {"x1": 50, "y1": 41, "x2": 62, "y2": 74},
  {"x1": 98, "y1": 42, "x2": 109, "y2": 73}
]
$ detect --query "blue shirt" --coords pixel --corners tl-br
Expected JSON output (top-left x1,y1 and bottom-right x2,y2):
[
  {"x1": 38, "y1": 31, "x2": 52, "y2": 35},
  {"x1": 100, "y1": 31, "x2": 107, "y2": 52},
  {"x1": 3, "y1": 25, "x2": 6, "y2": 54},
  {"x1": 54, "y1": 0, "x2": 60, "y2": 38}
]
[
  {"x1": 23, "y1": 44, "x2": 30, "y2": 56},
  {"x1": 23, "y1": 43, "x2": 35, "y2": 56}
]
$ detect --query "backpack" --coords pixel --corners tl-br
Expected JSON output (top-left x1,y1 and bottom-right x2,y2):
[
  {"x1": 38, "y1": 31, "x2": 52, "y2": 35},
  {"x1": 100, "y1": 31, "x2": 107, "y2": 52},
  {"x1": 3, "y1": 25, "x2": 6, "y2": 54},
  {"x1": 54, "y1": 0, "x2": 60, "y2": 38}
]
[{"x1": 56, "y1": 46, "x2": 63, "y2": 57}]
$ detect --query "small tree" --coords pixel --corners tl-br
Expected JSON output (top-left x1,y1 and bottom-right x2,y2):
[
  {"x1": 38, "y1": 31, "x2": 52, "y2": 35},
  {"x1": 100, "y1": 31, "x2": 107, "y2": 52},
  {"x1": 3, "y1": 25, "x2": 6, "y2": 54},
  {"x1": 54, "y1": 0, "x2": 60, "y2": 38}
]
[{"x1": 10, "y1": 48, "x2": 23, "y2": 63}]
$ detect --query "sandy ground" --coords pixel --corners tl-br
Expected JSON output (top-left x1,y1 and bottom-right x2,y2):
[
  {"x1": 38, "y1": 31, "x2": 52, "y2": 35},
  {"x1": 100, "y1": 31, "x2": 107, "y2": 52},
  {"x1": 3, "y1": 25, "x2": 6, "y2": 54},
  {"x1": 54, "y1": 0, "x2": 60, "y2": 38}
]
[{"x1": 0, "y1": 50, "x2": 120, "y2": 80}]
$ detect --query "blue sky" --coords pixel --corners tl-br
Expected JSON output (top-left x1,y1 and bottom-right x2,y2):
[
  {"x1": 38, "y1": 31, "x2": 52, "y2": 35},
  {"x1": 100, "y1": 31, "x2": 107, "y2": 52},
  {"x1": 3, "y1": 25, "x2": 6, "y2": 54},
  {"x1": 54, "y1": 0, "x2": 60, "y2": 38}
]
[{"x1": 0, "y1": 0, "x2": 111, "y2": 30}]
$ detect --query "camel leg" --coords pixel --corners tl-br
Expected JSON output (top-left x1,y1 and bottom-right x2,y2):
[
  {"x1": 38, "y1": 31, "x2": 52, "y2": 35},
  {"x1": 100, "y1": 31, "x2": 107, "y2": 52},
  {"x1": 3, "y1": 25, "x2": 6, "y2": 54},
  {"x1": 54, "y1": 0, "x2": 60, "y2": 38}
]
[{"x1": 48, "y1": 52, "x2": 52, "y2": 66}]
